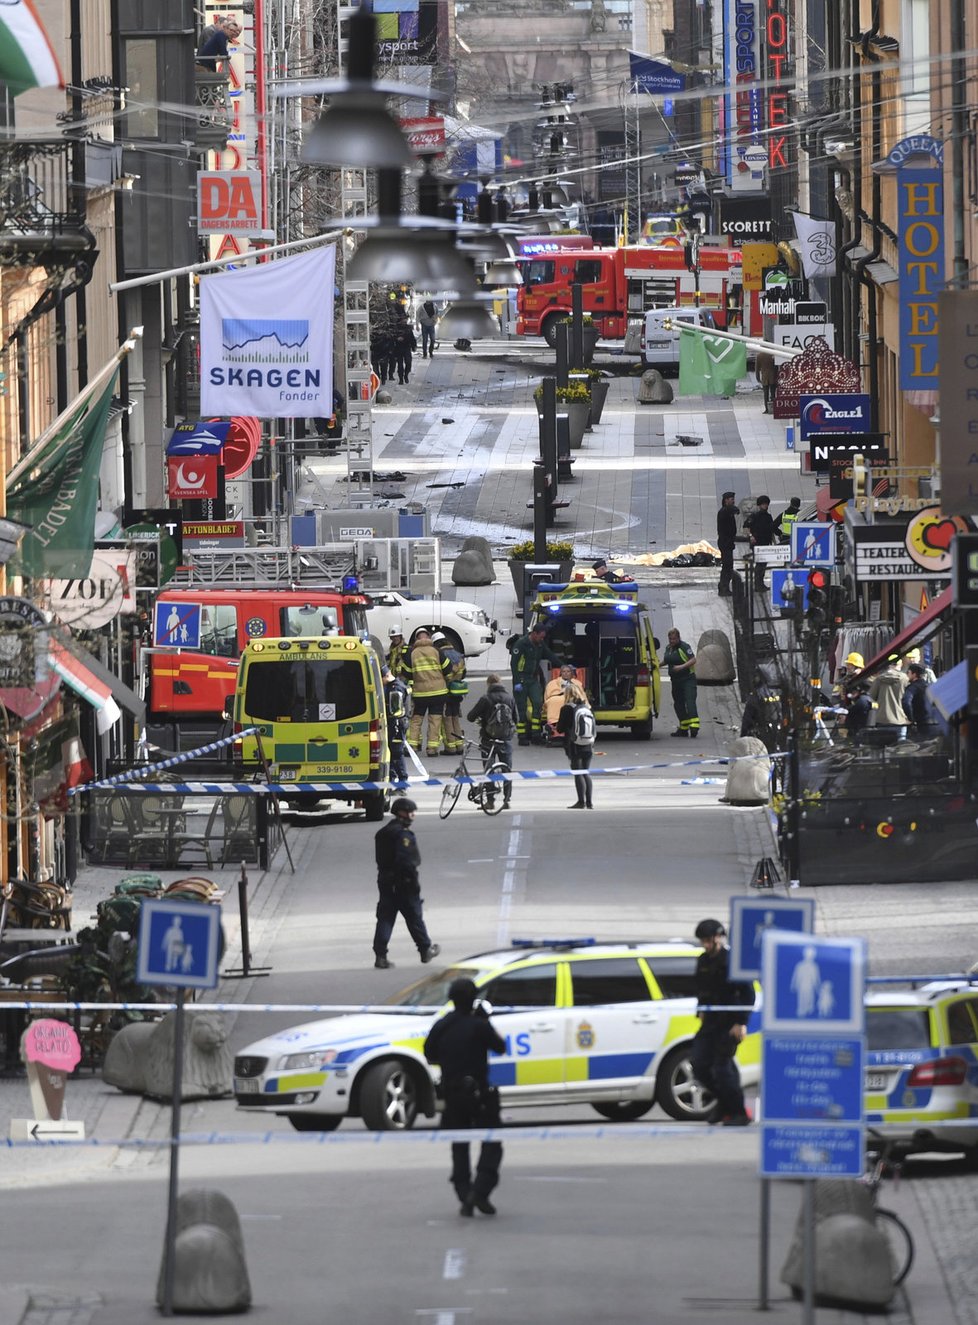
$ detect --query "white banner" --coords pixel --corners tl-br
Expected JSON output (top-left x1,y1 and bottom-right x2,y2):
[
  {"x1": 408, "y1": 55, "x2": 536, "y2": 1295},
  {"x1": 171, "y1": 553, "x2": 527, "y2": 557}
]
[
  {"x1": 200, "y1": 246, "x2": 336, "y2": 418},
  {"x1": 791, "y1": 211, "x2": 837, "y2": 280}
]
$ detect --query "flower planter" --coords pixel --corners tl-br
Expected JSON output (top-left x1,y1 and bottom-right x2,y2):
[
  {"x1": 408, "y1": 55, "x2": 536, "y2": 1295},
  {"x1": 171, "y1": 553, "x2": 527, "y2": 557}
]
[
  {"x1": 578, "y1": 324, "x2": 600, "y2": 367},
  {"x1": 588, "y1": 378, "x2": 609, "y2": 425},
  {"x1": 535, "y1": 396, "x2": 590, "y2": 449}
]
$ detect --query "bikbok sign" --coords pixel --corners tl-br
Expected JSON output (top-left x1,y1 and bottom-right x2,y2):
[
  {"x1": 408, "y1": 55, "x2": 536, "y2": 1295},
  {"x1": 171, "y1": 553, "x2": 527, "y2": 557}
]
[{"x1": 197, "y1": 171, "x2": 263, "y2": 236}]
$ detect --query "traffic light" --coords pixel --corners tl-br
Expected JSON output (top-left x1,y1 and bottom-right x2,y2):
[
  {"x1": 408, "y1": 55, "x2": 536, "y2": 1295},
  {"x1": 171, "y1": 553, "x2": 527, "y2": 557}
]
[{"x1": 806, "y1": 569, "x2": 829, "y2": 627}]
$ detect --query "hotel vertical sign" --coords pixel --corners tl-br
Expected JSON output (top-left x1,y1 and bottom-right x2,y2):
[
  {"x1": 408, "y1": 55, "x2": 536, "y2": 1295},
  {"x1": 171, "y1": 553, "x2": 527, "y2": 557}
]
[
  {"x1": 893, "y1": 135, "x2": 944, "y2": 391},
  {"x1": 938, "y1": 291, "x2": 978, "y2": 515}
]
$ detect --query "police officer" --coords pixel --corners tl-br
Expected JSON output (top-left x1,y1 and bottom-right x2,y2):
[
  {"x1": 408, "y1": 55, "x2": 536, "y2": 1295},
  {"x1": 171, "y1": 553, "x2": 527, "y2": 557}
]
[
  {"x1": 424, "y1": 977, "x2": 506, "y2": 1217},
  {"x1": 591, "y1": 558, "x2": 627, "y2": 584},
  {"x1": 716, "y1": 491, "x2": 739, "y2": 597},
  {"x1": 689, "y1": 918, "x2": 754, "y2": 1125},
  {"x1": 372, "y1": 798, "x2": 440, "y2": 969},
  {"x1": 383, "y1": 667, "x2": 409, "y2": 788},
  {"x1": 509, "y1": 625, "x2": 562, "y2": 745}
]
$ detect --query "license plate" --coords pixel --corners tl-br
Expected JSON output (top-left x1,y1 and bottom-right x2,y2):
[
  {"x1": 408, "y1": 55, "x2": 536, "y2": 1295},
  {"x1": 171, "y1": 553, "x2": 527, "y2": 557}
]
[
  {"x1": 235, "y1": 1078, "x2": 259, "y2": 1094},
  {"x1": 648, "y1": 339, "x2": 669, "y2": 348},
  {"x1": 866, "y1": 1073, "x2": 889, "y2": 1092},
  {"x1": 278, "y1": 769, "x2": 297, "y2": 781}
]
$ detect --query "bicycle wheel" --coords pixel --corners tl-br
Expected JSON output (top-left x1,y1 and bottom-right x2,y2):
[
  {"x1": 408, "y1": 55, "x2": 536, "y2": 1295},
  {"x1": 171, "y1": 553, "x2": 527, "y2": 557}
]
[
  {"x1": 875, "y1": 1207, "x2": 914, "y2": 1287},
  {"x1": 480, "y1": 762, "x2": 507, "y2": 816},
  {"x1": 439, "y1": 763, "x2": 463, "y2": 821}
]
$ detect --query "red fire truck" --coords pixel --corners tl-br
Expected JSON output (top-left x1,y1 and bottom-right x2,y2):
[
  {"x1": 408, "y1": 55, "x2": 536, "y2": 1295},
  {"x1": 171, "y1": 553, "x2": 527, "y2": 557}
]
[
  {"x1": 145, "y1": 585, "x2": 371, "y2": 751},
  {"x1": 516, "y1": 244, "x2": 742, "y2": 345}
]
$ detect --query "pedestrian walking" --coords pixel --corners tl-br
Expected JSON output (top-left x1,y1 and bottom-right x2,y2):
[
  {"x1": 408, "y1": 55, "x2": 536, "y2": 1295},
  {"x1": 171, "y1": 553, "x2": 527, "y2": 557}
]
[
  {"x1": 372, "y1": 798, "x2": 439, "y2": 969},
  {"x1": 689, "y1": 918, "x2": 754, "y2": 1126},
  {"x1": 756, "y1": 352, "x2": 778, "y2": 412},
  {"x1": 392, "y1": 314, "x2": 417, "y2": 384},
  {"x1": 406, "y1": 629, "x2": 450, "y2": 757},
  {"x1": 556, "y1": 680, "x2": 596, "y2": 808},
  {"x1": 509, "y1": 625, "x2": 562, "y2": 745},
  {"x1": 416, "y1": 298, "x2": 440, "y2": 358},
  {"x1": 432, "y1": 631, "x2": 468, "y2": 754},
  {"x1": 902, "y1": 662, "x2": 934, "y2": 736},
  {"x1": 716, "y1": 491, "x2": 738, "y2": 597},
  {"x1": 744, "y1": 494, "x2": 775, "y2": 590},
  {"x1": 467, "y1": 674, "x2": 518, "y2": 808},
  {"x1": 662, "y1": 629, "x2": 699, "y2": 738},
  {"x1": 371, "y1": 328, "x2": 394, "y2": 385},
  {"x1": 383, "y1": 668, "x2": 409, "y2": 788},
  {"x1": 424, "y1": 977, "x2": 505, "y2": 1217}
]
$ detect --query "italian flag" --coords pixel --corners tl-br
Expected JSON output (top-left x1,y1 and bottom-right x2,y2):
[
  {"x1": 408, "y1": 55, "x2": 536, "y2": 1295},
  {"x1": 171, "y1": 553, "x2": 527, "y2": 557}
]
[{"x1": 0, "y1": 0, "x2": 63, "y2": 97}]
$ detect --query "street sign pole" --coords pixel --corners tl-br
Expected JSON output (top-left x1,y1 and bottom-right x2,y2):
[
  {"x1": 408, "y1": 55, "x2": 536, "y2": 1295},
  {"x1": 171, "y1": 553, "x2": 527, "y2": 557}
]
[
  {"x1": 802, "y1": 1180, "x2": 816, "y2": 1324},
  {"x1": 161, "y1": 988, "x2": 186, "y2": 1318}
]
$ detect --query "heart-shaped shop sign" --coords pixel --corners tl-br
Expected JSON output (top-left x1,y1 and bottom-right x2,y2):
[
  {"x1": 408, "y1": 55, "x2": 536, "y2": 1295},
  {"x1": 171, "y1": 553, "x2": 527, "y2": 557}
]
[{"x1": 904, "y1": 508, "x2": 969, "y2": 573}]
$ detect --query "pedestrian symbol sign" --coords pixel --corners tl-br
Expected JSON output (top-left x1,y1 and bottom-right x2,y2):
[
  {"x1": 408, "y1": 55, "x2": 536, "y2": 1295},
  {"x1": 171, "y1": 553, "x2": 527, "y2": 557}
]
[
  {"x1": 770, "y1": 568, "x2": 810, "y2": 612},
  {"x1": 153, "y1": 600, "x2": 201, "y2": 649},
  {"x1": 790, "y1": 522, "x2": 836, "y2": 568},
  {"x1": 728, "y1": 896, "x2": 815, "y2": 981},
  {"x1": 137, "y1": 898, "x2": 221, "y2": 990},
  {"x1": 761, "y1": 932, "x2": 865, "y2": 1035}
]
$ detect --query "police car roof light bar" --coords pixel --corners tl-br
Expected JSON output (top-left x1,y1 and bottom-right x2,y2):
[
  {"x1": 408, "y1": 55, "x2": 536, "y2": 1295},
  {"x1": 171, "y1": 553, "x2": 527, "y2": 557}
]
[{"x1": 510, "y1": 937, "x2": 597, "y2": 949}]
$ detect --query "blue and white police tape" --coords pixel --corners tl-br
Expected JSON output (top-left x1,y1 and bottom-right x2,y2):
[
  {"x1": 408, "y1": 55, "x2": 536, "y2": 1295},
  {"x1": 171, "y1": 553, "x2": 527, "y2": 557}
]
[
  {"x1": 0, "y1": 999, "x2": 760, "y2": 1014},
  {"x1": 67, "y1": 728, "x2": 260, "y2": 797}
]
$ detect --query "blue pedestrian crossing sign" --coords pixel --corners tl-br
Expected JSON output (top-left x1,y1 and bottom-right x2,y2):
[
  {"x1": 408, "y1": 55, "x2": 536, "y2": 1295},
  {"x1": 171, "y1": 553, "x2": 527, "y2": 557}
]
[
  {"x1": 790, "y1": 521, "x2": 836, "y2": 568},
  {"x1": 761, "y1": 932, "x2": 865, "y2": 1035},
  {"x1": 728, "y1": 896, "x2": 815, "y2": 981},
  {"x1": 137, "y1": 899, "x2": 221, "y2": 990},
  {"x1": 770, "y1": 568, "x2": 810, "y2": 612},
  {"x1": 153, "y1": 600, "x2": 201, "y2": 649}
]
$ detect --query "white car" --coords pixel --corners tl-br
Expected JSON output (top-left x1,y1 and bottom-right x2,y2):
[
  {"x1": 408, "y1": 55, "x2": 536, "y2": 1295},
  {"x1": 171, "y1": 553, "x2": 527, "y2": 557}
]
[{"x1": 365, "y1": 590, "x2": 496, "y2": 657}]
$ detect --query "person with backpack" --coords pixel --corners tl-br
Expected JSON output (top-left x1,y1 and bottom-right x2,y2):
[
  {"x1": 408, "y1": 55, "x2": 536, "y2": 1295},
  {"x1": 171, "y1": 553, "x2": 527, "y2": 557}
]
[
  {"x1": 383, "y1": 667, "x2": 410, "y2": 788},
  {"x1": 467, "y1": 674, "x2": 517, "y2": 809},
  {"x1": 662, "y1": 629, "x2": 699, "y2": 738},
  {"x1": 556, "y1": 680, "x2": 596, "y2": 809},
  {"x1": 416, "y1": 298, "x2": 440, "y2": 358},
  {"x1": 432, "y1": 631, "x2": 468, "y2": 755}
]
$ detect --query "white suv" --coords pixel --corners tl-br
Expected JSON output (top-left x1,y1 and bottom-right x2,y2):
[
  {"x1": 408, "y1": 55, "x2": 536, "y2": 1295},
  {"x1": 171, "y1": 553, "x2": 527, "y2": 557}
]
[{"x1": 365, "y1": 590, "x2": 496, "y2": 657}]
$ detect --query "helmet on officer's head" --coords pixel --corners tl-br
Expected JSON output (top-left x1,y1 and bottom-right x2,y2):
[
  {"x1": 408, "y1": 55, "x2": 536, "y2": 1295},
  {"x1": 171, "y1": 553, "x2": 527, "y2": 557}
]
[
  {"x1": 694, "y1": 918, "x2": 726, "y2": 941},
  {"x1": 845, "y1": 651, "x2": 864, "y2": 669},
  {"x1": 391, "y1": 797, "x2": 417, "y2": 816},
  {"x1": 388, "y1": 627, "x2": 403, "y2": 638},
  {"x1": 431, "y1": 631, "x2": 447, "y2": 644}
]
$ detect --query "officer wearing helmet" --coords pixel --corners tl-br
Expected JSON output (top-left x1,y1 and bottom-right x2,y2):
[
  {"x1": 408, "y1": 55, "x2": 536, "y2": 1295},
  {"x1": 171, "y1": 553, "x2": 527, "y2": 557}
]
[
  {"x1": 386, "y1": 626, "x2": 410, "y2": 682},
  {"x1": 372, "y1": 798, "x2": 440, "y2": 969},
  {"x1": 690, "y1": 918, "x2": 755, "y2": 1125}
]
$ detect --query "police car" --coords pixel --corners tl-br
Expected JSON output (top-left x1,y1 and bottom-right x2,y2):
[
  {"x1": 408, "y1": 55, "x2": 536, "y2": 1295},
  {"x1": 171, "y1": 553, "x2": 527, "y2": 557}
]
[
  {"x1": 233, "y1": 938, "x2": 762, "y2": 1131},
  {"x1": 865, "y1": 981, "x2": 978, "y2": 1162}
]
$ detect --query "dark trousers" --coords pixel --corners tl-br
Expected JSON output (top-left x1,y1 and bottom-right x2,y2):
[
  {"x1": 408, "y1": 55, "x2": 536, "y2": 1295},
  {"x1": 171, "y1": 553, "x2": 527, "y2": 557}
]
[
  {"x1": 718, "y1": 546, "x2": 734, "y2": 594},
  {"x1": 688, "y1": 1025, "x2": 747, "y2": 1118},
  {"x1": 372, "y1": 881, "x2": 431, "y2": 958},
  {"x1": 389, "y1": 738, "x2": 408, "y2": 785},
  {"x1": 420, "y1": 324, "x2": 435, "y2": 356},
  {"x1": 395, "y1": 347, "x2": 413, "y2": 382},
  {"x1": 569, "y1": 744, "x2": 593, "y2": 806},
  {"x1": 443, "y1": 1086, "x2": 503, "y2": 1203},
  {"x1": 480, "y1": 738, "x2": 512, "y2": 805}
]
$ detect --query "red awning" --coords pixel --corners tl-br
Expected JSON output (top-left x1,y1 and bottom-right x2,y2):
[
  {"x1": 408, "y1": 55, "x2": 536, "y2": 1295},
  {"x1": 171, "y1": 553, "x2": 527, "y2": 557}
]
[{"x1": 855, "y1": 585, "x2": 954, "y2": 677}]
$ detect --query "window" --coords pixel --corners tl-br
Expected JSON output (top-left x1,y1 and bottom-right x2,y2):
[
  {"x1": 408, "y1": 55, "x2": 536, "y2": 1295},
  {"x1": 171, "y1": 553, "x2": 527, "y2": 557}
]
[
  {"x1": 946, "y1": 1000, "x2": 978, "y2": 1047},
  {"x1": 243, "y1": 658, "x2": 366, "y2": 723},
  {"x1": 866, "y1": 1008, "x2": 931, "y2": 1051},
  {"x1": 521, "y1": 260, "x2": 555, "y2": 288},
  {"x1": 575, "y1": 259, "x2": 604, "y2": 285},
  {"x1": 343, "y1": 605, "x2": 370, "y2": 637},
  {"x1": 124, "y1": 40, "x2": 159, "y2": 139},
  {"x1": 199, "y1": 604, "x2": 237, "y2": 657},
  {"x1": 646, "y1": 956, "x2": 699, "y2": 999},
  {"x1": 282, "y1": 604, "x2": 339, "y2": 637},
  {"x1": 569, "y1": 958, "x2": 651, "y2": 1005},
  {"x1": 901, "y1": 0, "x2": 929, "y2": 139},
  {"x1": 483, "y1": 963, "x2": 558, "y2": 1009}
]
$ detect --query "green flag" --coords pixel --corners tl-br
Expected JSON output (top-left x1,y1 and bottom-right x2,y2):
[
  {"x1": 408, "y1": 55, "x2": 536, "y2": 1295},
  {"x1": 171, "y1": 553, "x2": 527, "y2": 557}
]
[
  {"x1": 678, "y1": 328, "x2": 747, "y2": 397},
  {"x1": 7, "y1": 377, "x2": 117, "y2": 579}
]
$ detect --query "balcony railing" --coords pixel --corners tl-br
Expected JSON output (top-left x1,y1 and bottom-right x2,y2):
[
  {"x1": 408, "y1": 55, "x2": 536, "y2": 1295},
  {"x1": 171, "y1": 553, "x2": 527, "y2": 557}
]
[
  {"x1": 195, "y1": 71, "x2": 232, "y2": 153},
  {"x1": 0, "y1": 138, "x2": 92, "y2": 268}
]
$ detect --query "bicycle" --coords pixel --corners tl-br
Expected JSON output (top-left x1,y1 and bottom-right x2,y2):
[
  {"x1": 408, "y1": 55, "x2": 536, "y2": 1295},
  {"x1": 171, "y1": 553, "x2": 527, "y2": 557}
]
[
  {"x1": 439, "y1": 740, "x2": 510, "y2": 819},
  {"x1": 863, "y1": 1132, "x2": 915, "y2": 1287}
]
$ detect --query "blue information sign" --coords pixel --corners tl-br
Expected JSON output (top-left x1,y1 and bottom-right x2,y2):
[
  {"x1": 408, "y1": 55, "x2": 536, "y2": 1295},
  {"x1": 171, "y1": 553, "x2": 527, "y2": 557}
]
[
  {"x1": 762, "y1": 932, "x2": 865, "y2": 1035},
  {"x1": 137, "y1": 899, "x2": 221, "y2": 990},
  {"x1": 728, "y1": 896, "x2": 815, "y2": 981},
  {"x1": 153, "y1": 601, "x2": 201, "y2": 649},
  {"x1": 769, "y1": 568, "x2": 810, "y2": 612},
  {"x1": 762, "y1": 1035, "x2": 865, "y2": 1123},
  {"x1": 789, "y1": 522, "x2": 836, "y2": 568},
  {"x1": 761, "y1": 1123, "x2": 864, "y2": 1178}
]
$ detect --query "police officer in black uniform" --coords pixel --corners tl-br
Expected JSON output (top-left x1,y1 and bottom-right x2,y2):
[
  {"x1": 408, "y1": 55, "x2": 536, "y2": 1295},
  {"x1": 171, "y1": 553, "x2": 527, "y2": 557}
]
[
  {"x1": 372, "y1": 798, "x2": 440, "y2": 969},
  {"x1": 424, "y1": 978, "x2": 506, "y2": 1216},
  {"x1": 689, "y1": 918, "x2": 755, "y2": 1125}
]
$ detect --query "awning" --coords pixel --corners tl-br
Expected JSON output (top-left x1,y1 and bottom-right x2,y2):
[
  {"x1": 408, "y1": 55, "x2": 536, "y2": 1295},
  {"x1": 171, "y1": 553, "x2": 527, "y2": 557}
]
[
  {"x1": 855, "y1": 585, "x2": 953, "y2": 677},
  {"x1": 864, "y1": 260, "x2": 898, "y2": 286},
  {"x1": 49, "y1": 637, "x2": 145, "y2": 733}
]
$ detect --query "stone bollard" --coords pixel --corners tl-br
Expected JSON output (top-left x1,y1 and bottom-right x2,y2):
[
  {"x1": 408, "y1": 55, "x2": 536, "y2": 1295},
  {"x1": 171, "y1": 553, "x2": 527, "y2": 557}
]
[
  {"x1": 780, "y1": 1179, "x2": 895, "y2": 1309},
  {"x1": 157, "y1": 1188, "x2": 252, "y2": 1314},
  {"x1": 637, "y1": 369, "x2": 673, "y2": 405},
  {"x1": 722, "y1": 736, "x2": 770, "y2": 806},
  {"x1": 102, "y1": 1010, "x2": 233, "y2": 1101},
  {"x1": 694, "y1": 628, "x2": 735, "y2": 686},
  {"x1": 451, "y1": 536, "x2": 495, "y2": 586}
]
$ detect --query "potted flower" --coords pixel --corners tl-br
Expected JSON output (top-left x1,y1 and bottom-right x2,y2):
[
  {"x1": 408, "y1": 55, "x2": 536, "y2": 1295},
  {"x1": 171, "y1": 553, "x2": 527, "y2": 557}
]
[
  {"x1": 557, "y1": 313, "x2": 600, "y2": 366},
  {"x1": 533, "y1": 382, "x2": 591, "y2": 448},
  {"x1": 582, "y1": 367, "x2": 610, "y2": 426},
  {"x1": 508, "y1": 539, "x2": 575, "y2": 597}
]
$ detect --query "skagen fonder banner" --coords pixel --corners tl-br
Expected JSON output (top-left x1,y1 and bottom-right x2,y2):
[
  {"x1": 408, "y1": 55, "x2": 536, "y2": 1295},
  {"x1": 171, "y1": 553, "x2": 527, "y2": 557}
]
[{"x1": 200, "y1": 246, "x2": 336, "y2": 418}]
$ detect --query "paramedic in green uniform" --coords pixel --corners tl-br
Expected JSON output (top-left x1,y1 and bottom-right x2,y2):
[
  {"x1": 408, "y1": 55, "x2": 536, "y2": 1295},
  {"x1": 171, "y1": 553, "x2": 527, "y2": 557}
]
[
  {"x1": 509, "y1": 625, "x2": 562, "y2": 745},
  {"x1": 662, "y1": 629, "x2": 699, "y2": 738}
]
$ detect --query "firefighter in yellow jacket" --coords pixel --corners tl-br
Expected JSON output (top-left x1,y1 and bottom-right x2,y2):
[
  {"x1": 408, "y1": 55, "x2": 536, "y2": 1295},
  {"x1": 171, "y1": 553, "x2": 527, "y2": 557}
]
[
  {"x1": 432, "y1": 631, "x2": 468, "y2": 755},
  {"x1": 406, "y1": 629, "x2": 451, "y2": 756}
]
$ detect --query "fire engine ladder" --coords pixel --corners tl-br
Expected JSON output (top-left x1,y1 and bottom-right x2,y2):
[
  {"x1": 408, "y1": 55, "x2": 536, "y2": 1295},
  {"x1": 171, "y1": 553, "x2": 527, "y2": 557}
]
[
  {"x1": 624, "y1": 82, "x2": 641, "y2": 247},
  {"x1": 338, "y1": 2, "x2": 374, "y2": 502},
  {"x1": 168, "y1": 545, "x2": 356, "y2": 586}
]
